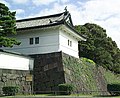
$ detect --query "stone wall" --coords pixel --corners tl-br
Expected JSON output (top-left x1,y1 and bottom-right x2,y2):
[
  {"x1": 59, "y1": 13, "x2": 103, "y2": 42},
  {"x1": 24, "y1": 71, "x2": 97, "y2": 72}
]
[
  {"x1": 0, "y1": 69, "x2": 32, "y2": 95},
  {"x1": 31, "y1": 52, "x2": 108, "y2": 95},
  {"x1": 31, "y1": 52, "x2": 65, "y2": 93},
  {"x1": 62, "y1": 53, "x2": 108, "y2": 95}
]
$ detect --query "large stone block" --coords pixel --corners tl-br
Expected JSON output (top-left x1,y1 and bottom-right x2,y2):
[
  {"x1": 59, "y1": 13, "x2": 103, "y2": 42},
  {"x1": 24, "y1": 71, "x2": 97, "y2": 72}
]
[
  {"x1": 30, "y1": 52, "x2": 65, "y2": 93},
  {"x1": 0, "y1": 69, "x2": 31, "y2": 95}
]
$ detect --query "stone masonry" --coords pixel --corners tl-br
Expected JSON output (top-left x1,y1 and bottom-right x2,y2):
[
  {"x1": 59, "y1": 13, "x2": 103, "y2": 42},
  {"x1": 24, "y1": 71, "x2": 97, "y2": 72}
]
[
  {"x1": 30, "y1": 52, "x2": 65, "y2": 93},
  {"x1": 0, "y1": 69, "x2": 32, "y2": 95},
  {"x1": 31, "y1": 51, "x2": 108, "y2": 95}
]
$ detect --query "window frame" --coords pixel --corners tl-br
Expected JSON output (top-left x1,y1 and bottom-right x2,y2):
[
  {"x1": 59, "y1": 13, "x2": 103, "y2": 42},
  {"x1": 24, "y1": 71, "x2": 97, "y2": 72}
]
[
  {"x1": 68, "y1": 39, "x2": 72, "y2": 47},
  {"x1": 35, "y1": 37, "x2": 39, "y2": 44},
  {"x1": 70, "y1": 41, "x2": 72, "y2": 47},
  {"x1": 68, "y1": 40, "x2": 70, "y2": 46},
  {"x1": 29, "y1": 38, "x2": 34, "y2": 45}
]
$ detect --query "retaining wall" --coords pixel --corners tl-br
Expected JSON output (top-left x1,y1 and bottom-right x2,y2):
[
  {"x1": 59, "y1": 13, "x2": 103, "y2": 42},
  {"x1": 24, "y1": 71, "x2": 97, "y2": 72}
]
[{"x1": 0, "y1": 69, "x2": 32, "y2": 95}]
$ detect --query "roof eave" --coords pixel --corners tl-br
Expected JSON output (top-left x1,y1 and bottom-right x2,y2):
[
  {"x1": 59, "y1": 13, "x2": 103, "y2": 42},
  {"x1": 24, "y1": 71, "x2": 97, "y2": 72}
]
[
  {"x1": 64, "y1": 22, "x2": 86, "y2": 41},
  {"x1": 0, "y1": 49, "x2": 33, "y2": 59}
]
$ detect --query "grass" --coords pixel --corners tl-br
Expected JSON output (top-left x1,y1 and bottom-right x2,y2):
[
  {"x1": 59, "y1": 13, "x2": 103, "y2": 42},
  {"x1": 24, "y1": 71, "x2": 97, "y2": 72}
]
[
  {"x1": 103, "y1": 69, "x2": 120, "y2": 84},
  {"x1": 0, "y1": 94, "x2": 52, "y2": 98},
  {"x1": 0, "y1": 94, "x2": 120, "y2": 98}
]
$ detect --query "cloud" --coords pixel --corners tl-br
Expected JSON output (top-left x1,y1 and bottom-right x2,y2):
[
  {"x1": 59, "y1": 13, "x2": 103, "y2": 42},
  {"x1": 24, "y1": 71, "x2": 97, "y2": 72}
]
[
  {"x1": 82, "y1": 0, "x2": 120, "y2": 21},
  {"x1": 0, "y1": 0, "x2": 10, "y2": 7},
  {"x1": 32, "y1": 0, "x2": 56, "y2": 6},
  {"x1": 27, "y1": 3, "x2": 64, "y2": 18},
  {"x1": 32, "y1": 0, "x2": 70, "y2": 6},
  {"x1": 11, "y1": 9, "x2": 25, "y2": 20},
  {"x1": 11, "y1": 0, "x2": 29, "y2": 4},
  {"x1": 60, "y1": 0, "x2": 69, "y2": 3},
  {"x1": 12, "y1": 9, "x2": 25, "y2": 14}
]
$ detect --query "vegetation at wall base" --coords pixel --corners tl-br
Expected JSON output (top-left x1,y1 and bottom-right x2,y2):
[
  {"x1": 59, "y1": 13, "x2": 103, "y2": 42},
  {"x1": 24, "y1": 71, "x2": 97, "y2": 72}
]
[
  {"x1": 62, "y1": 54, "x2": 120, "y2": 95},
  {"x1": 2, "y1": 86, "x2": 18, "y2": 96},
  {"x1": 58, "y1": 83, "x2": 74, "y2": 95},
  {"x1": 63, "y1": 56, "x2": 100, "y2": 95}
]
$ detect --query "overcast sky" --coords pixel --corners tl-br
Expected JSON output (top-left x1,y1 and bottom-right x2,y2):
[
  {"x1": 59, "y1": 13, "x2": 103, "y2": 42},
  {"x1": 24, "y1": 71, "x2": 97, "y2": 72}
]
[{"x1": 0, "y1": 0, "x2": 120, "y2": 48}]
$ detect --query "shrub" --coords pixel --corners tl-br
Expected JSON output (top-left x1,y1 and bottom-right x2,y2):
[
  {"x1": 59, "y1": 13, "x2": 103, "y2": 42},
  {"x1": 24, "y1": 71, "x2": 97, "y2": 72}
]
[
  {"x1": 58, "y1": 83, "x2": 74, "y2": 95},
  {"x1": 2, "y1": 86, "x2": 18, "y2": 96},
  {"x1": 107, "y1": 84, "x2": 120, "y2": 96},
  {"x1": 82, "y1": 58, "x2": 95, "y2": 65}
]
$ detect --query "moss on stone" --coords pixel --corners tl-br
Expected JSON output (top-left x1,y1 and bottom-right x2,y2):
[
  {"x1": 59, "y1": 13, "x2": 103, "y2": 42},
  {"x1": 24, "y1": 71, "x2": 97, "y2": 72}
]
[
  {"x1": 62, "y1": 53, "x2": 120, "y2": 96},
  {"x1": 62, "y1": 54, "x2": 106, "y2": 95}
]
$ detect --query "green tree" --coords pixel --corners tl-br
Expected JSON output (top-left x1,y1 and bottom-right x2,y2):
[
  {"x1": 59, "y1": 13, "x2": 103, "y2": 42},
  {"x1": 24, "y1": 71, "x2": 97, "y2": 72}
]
[
  {"x1": 75, "y1": 23, "x2": 120, "y2": 73},
  {"x1": 0, "y1": 3, "x2": 20, "y2": 47}
]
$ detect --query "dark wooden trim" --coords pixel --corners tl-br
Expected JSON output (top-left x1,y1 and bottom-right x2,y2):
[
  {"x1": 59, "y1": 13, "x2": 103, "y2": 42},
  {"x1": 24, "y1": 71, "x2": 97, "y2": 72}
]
[{"x1": 17, "y1": 12, "x2": 64, "y2": 22}]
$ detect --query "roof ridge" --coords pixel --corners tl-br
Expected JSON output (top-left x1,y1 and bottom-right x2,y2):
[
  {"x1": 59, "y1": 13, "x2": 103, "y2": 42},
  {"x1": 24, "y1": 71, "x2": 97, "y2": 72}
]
[{"x1": 17, "y1": 12, "x2": 65, "y2": 22}]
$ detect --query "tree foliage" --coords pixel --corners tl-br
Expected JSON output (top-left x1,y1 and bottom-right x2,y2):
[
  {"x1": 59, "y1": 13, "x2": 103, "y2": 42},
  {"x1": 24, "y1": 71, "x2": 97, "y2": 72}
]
[
  {"x1": 75, "y1": 23, "x2": 120, "y2": 74},
  {"x1": 0, "y1": 3, "x2": 20, "y2": 47}
]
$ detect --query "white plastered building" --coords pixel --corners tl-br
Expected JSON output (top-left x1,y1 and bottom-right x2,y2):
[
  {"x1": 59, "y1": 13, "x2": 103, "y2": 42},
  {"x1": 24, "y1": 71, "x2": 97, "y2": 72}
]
[{"x1": 2, "y1": 11, "x2": 86, "y2": 58}]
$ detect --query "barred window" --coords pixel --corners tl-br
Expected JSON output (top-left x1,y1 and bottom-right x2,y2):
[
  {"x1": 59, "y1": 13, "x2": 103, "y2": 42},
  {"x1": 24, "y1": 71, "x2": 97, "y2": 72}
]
[
  {"x1": 29, "y1": 38, "x2": 33, "y2": 45},
  {"x1": 68, "y1": 39, "x2": 72, "y2": 47},
  {"x1": 35, "y1": 37, "x2": 39, "y2": 44}
]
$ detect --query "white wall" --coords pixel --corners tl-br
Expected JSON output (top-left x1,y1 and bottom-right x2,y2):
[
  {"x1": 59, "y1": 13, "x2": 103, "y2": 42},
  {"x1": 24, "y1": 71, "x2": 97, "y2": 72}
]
[
  {"x1": 3, "y1": 27, "x2": 59, "y2": 55},
  {"x1": 0, "y1": 52, "x2": 34, "y2": 70},
  {"x1": 2, "y1": 26, "x2": 80, "y2": 58},
  {"x1": 59, "y1": 29, "x2": 79, "y2": 58}
]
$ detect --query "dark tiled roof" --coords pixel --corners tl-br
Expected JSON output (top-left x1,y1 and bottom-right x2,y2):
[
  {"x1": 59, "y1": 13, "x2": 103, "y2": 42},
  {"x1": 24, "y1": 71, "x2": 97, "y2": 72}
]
[{"x1": 16, "y1": 11, "x2": 71, "y2": 30}]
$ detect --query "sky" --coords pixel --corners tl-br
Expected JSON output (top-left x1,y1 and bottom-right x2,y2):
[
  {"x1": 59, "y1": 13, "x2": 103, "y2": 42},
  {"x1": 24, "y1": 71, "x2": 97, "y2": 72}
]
[{"x1": 0, "y1": 0, "x2": 120, "y2": 48}]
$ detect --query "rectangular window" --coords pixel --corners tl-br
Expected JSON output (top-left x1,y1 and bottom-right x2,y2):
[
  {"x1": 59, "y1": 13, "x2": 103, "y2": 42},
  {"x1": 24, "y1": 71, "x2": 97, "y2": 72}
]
[
  {"x1": 35, "y1": 37, "x2": 39, "y2": 44},
  {"x1": 70, "y1": 41, "x2": 72, "y2": 47},
  {"x1": 29, "y1": 38, "x2": 33, "y2": 45},
  {"x1": 68, "y1": 40, "x2": 70, "y2": 46},
  {"x1": 68, "y1": 39, "x2": 72, "y2": 47}
]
